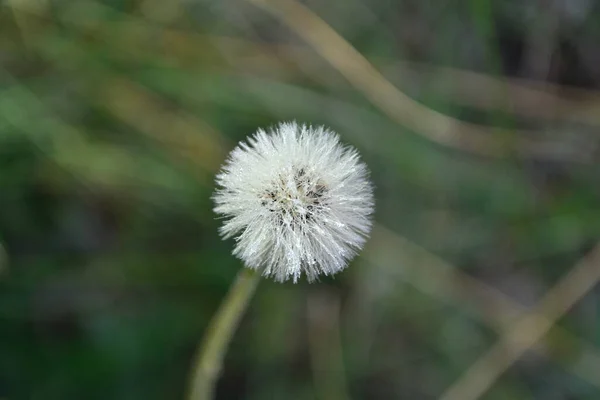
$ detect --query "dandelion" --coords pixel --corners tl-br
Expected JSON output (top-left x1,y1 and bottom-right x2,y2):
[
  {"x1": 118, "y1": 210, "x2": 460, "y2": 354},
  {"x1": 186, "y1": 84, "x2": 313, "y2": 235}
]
[{"x1": 213, "y1": 121, "x2": 374, "y2": 282}]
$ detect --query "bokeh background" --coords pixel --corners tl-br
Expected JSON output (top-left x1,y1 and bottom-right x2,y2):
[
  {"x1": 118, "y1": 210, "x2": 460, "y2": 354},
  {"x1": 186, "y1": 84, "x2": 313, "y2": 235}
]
[{"x1": 2, "y1": 0, "x2": 600, "y2": 399}]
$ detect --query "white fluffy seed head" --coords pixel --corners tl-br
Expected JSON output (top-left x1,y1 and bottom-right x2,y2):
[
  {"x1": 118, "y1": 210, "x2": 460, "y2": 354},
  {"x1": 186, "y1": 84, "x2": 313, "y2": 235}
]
[{"x1": 213, "y1": 122, "x2": 374, "y2": 283}]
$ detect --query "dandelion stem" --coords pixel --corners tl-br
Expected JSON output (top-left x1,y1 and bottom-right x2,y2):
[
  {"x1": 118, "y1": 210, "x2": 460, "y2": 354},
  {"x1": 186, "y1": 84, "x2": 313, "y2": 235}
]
[{"x1": 187, "y1": 268, "x2": 260, "y2": 400}]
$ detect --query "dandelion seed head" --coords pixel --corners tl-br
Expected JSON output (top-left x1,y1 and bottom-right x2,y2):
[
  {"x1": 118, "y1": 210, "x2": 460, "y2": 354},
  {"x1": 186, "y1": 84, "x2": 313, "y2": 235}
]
[{"x1": 213, "y1": 121, "x2": 374, "y2": 283}]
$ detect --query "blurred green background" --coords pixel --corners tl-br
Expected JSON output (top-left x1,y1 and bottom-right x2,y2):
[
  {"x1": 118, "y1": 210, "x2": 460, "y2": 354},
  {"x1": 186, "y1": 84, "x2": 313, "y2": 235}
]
[{"x1": 1, "y1": 0, "x2": 600, "y2": 399}]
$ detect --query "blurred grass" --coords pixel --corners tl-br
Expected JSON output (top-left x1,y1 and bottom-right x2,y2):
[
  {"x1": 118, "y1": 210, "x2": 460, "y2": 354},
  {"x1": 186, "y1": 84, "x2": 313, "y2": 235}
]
[{"x1": 1, "y1": 0, "x2": 600, "y2": 399}]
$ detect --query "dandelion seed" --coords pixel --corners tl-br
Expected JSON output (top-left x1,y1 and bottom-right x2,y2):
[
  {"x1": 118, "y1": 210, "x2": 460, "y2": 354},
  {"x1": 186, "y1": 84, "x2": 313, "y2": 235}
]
[{"x1": 213, "y1": 122, "x2": 374, "y2": 283}]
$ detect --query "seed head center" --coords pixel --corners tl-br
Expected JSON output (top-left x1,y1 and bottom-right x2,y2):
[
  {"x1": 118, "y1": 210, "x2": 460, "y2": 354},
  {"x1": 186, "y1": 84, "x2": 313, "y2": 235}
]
[{"x1": 260, "y1": 166, "x2": 327, "y2": 221}]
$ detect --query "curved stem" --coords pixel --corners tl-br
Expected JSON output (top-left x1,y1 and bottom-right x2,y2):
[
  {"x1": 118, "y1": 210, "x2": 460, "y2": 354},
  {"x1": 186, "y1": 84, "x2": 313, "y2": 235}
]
[{"x1": 187, "y1": 268, "x2": 261, "y2": 400}]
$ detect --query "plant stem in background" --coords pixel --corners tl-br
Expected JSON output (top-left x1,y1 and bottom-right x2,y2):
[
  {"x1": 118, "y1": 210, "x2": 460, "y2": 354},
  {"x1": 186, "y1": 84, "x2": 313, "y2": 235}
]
[{"x1": 187, "y1": 268, "x2": 261, "y2": 400}]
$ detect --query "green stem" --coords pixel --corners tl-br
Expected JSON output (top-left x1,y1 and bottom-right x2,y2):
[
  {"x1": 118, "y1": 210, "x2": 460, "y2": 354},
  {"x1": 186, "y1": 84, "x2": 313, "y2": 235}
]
[{"x1": 187, "y1": 268, "x2": 261, "y2": 400}]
